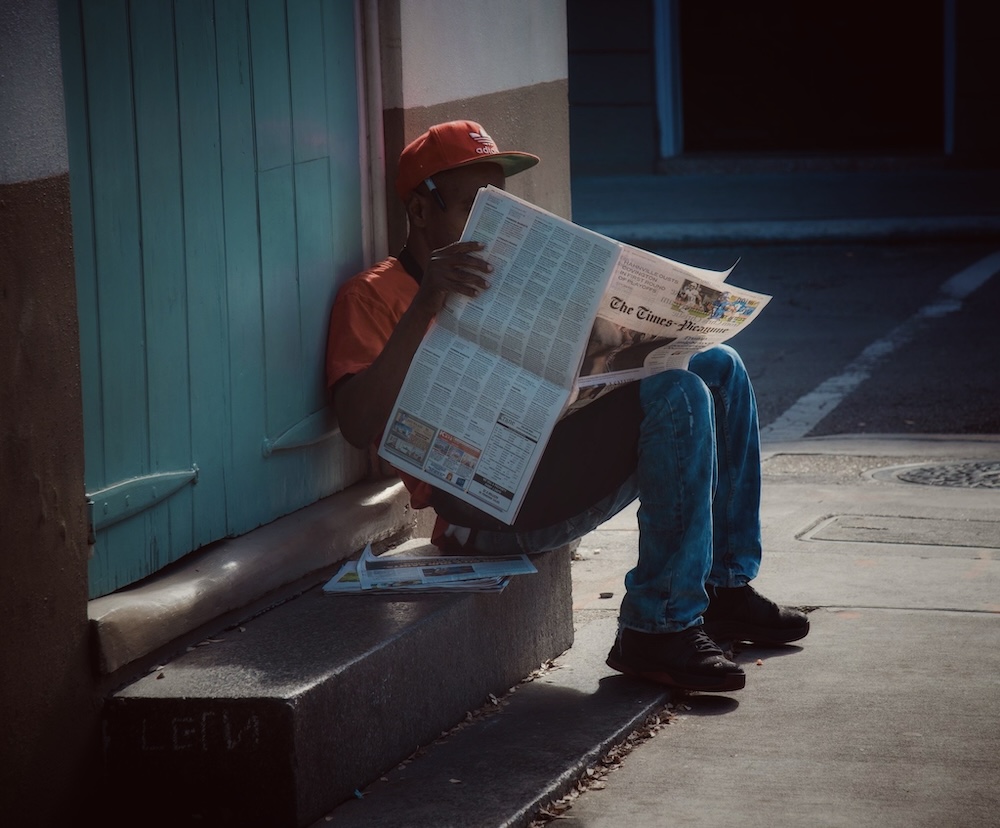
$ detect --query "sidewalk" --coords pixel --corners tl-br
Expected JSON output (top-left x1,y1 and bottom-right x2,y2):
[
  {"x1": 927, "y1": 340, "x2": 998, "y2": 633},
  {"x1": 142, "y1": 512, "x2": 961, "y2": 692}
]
[{"x1": 564, "y1": 434, "x2": 1000, "y2": 828}]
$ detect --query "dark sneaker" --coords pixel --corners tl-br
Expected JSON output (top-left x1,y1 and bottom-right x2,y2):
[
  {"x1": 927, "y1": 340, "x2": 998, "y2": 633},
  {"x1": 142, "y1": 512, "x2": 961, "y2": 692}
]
[
  {"x1": 606, "y1": 625, "x2": 746, "y2": 692},
  {"x1": 703, "y1": 584, "x2": 810, "y2": 645}
]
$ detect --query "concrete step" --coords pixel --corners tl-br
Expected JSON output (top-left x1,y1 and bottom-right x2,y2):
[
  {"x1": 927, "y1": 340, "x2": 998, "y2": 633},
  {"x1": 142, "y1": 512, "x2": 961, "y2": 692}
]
[
  {"x1": 102, "y1": 546, "x2": 574, "y2": 827},
  {"x1": 318, "y1": 615, "x2": 669, "y2": 828}
]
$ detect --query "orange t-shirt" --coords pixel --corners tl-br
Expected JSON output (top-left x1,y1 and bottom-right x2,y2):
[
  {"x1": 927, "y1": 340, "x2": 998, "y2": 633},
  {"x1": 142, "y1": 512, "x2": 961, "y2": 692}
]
[
  {"x1": 326, "y1": 257, "x2": 418, "y2": 391},
  {"x1": 326, "y1": 256, "x2": 449, "y2": 542}
]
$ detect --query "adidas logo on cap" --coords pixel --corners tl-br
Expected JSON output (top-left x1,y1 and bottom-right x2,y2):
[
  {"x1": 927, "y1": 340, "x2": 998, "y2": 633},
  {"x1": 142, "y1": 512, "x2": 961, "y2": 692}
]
[{"x1": 469, "y1": 130, "x2": 499, "y2": 155}]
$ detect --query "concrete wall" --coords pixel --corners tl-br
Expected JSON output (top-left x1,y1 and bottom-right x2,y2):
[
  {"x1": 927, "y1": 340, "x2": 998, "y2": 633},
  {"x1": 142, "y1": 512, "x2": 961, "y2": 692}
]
[
  {"x1": 378, "y1": 0, "x2": 571, "y2": 250},
  {"x1": 0, "y1": 0, "x2": 100, "y2": 821}
]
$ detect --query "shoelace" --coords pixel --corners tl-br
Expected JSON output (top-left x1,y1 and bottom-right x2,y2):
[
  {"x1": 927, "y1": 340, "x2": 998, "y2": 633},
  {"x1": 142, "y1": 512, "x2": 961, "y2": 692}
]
[{"x1": 683, "y1": 626, "x2": 723, "y2": 654}]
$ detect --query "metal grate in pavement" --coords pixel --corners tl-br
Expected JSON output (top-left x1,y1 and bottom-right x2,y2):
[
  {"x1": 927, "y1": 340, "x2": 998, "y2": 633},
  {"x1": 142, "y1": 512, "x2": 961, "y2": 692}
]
[{"x1": 893, "y1": 461, "x2": 1000, "y2": 489}]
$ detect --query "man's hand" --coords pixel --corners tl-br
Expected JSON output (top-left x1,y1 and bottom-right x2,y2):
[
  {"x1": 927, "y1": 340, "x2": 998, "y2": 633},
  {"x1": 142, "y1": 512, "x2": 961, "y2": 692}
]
[{"x1": 412, "y1": 241, "x2": 493, "y2": 315}]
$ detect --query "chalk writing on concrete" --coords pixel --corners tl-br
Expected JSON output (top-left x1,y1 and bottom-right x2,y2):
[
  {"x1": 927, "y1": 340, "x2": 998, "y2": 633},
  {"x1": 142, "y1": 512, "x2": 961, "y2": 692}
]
[{"x1": 139, "y1": 709, "x2": 261, "y2": 752}]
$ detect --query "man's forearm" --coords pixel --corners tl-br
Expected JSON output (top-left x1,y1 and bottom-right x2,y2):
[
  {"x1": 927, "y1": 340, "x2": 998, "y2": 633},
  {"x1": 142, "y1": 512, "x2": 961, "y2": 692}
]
[{"x1": 334, "y1": 302, "x2": 436, "y2": 447}]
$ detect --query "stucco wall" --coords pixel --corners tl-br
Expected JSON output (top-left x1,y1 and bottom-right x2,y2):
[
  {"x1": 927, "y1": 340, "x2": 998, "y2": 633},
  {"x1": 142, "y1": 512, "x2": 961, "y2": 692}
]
[
  {"x1": 385, "y1": 1, "x2": 567, "y2": 110},
  {"x1": 0, "y1": 0, "x2": 97, "y2": 819},
  {"x1": 0, "y1": 174, "x2": 97, "y2": 822},
  {"x1": 378, "y1": 0, "x2": 571, "y2": 250},
  {"x1": 0, "y1": 0, "x2": 69, "y2": 183}
]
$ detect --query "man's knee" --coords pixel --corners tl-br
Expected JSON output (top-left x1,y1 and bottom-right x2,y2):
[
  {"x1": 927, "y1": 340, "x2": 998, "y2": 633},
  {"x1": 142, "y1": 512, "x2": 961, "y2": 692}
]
[
  {"x1": 689, "y1": 344, "x2": 748, "y2": 386},
  {"x1": 638, "y1": 368, "x2": 714, "y2": 424}
]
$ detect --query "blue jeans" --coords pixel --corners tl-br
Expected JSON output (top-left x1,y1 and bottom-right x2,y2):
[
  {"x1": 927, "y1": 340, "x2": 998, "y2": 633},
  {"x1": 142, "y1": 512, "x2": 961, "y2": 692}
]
[{"x1": 469, "y1": 345, "x2": 762, "y2": 634}]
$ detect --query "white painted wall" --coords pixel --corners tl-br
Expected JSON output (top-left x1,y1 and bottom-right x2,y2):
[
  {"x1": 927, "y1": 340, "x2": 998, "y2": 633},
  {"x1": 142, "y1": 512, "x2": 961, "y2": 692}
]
[
  {"x1": 390, "y1": 0, "x2": 567, "y2": 109},
  {"x1": 0, "y1": 0, "x2": 68, "y2": 184}
]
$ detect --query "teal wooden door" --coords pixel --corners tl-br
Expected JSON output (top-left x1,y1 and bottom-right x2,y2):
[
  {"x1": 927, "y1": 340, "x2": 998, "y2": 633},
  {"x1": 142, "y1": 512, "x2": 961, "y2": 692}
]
[{"x1": 59, "y1": 0, "x2": 368, "y2": 598}]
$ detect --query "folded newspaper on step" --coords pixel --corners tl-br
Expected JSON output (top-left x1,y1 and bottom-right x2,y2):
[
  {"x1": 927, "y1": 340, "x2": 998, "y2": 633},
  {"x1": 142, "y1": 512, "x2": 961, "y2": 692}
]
[
  {"x1": 322, "y1": 543, "x2": 537, "y2": 595},
  {"x1": 378, "y1": 186, "x2": 771, "y2": 526}
]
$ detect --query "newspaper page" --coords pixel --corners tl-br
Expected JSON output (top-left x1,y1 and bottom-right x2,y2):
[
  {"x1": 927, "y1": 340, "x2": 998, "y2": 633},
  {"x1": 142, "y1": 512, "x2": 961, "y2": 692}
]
[
  {"x1": 379, "y1": 188, "x2": 622, "y2": 523},
  {"x1": 378, "y1": 186, "x2": 770, "y2": 525}
]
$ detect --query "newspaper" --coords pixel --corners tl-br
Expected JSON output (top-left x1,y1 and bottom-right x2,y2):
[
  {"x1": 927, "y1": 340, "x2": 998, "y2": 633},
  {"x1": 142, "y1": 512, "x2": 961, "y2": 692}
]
[
  {"x1": 322, "y1": 543, "x2": 537, "y2": 595},
  {"x1": 378, "y1": 186, "x2": 771, "y2": 525}
]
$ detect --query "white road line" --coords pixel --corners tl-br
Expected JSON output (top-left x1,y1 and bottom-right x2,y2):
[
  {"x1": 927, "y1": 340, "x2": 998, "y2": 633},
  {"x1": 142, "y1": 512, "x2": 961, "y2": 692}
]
[{"x1": 761, "y1": 249, "x2": 1000, "y2": 443}]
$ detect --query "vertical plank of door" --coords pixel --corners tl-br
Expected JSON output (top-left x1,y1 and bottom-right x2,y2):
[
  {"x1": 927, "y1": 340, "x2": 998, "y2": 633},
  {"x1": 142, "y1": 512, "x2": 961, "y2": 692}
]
[
  {"x1": 287, "y1": 0, "x2": 328, "y2": 165},
  {"x1": 248, "y1": 0, "x2": 293, "y2": 173},
  {"x1": 288, "y1": 0, "x2": 333, "y2": 420},
  {"x1": 249, "y1": 0, "x2": 303, "y2": 440},
  {"x1": 320, "y1": 0, "x2": 369, "y2": 495},
  {"x1": 257, "y1": 167, "x2": 302, "y2": 441},
  {"x1": 293, "y1": 157, "x2": 334, "y2": 419},
  {"x1": 216, "y1": 0, "x2": 270, "y2": 531},
  {"x1": 322, "y1": 0, "x2": 364, "y2": 289},
  {"x1": 175, "y1": 0, "x2": 231, "y2": 544},
  {"x1": 131, "y1": 0, "x2": 195, "y2": 567},
  {"x1": 57, "y1": 0, "x2": 106, "y2": 503},
  {"x1": 80, "y1": 0, "x2": 151, "y2": 593},
  {"x1": 288, "y1": 0, "x2": 331, "y2": 435}
]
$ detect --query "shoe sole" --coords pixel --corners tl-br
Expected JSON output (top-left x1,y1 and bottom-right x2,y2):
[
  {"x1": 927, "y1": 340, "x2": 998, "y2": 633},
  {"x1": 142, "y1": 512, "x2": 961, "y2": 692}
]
[{"x1": 606, "y1": 655, "x2": 746, "y2": 692}]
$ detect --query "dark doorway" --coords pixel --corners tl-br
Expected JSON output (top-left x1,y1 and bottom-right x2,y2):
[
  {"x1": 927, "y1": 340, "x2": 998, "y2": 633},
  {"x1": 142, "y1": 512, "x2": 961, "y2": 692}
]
[{"x1": 679, "y1": 1, "x2": 944, "y2": 154}]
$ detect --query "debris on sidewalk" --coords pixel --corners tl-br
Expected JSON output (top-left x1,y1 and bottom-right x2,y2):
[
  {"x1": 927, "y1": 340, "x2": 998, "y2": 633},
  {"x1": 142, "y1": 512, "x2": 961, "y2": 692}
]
[{"x1": 529, "y1": 703, "x2": 676, "y2": 826}]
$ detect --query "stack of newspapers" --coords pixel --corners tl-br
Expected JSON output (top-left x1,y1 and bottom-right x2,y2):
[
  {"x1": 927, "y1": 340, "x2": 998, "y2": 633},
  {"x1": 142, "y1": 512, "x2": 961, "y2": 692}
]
[{"x1": 322, "y1": 543, "x2": 537, "y2": 595}]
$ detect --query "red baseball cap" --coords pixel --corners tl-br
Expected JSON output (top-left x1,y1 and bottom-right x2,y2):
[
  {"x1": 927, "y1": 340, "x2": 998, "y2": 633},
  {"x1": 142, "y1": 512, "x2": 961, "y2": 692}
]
[{"x1": 395, "y1": 120, "x2": 540, "y2": 201}]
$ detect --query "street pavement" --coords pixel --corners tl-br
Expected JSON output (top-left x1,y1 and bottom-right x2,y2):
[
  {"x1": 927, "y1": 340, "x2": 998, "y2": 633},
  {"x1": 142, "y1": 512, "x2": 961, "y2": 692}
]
[{"x1": 321, "y1": 163, "x2": 1000, "y2": 828}]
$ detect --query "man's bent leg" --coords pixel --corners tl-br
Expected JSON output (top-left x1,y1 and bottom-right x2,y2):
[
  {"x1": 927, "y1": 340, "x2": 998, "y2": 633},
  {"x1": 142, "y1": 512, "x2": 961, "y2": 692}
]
[
  {"x1": 689, "y1": 346, "x2": 809, "y2": 645},
  {"x1": 610, "y1": 368, "x2": 744, "y2": 691},
  {"x1": 618, "y1": 369, "x2": 717, "y2": 634},
  {"x1": 688, "y1": 345, "x2": 762, "y2": 588}
]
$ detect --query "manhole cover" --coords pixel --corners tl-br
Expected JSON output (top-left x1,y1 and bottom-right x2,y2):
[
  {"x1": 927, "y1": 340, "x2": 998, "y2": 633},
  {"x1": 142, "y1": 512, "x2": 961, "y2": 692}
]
[
  {"x1": 891, "y1": 461, "x2": 1000, "y2": 489},
  {"x1": 802, "y1": 514, "x2": 1000, "y2": 548}
]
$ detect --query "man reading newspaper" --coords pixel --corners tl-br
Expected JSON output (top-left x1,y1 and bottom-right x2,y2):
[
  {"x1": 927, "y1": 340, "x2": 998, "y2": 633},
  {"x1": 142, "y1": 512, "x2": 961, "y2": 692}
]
[{"x1": 326, "y1": 121, "x2": 808, "y2": 693}]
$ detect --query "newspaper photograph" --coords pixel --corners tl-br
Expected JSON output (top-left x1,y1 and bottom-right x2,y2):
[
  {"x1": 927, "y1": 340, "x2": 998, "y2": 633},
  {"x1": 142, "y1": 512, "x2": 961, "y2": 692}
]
[
  {"x1": 378, "y1": 186, "x2": 771, "y2": 525},
  {"x1": 567, "y1": 245, "x2": 770, "y2": 410}
]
